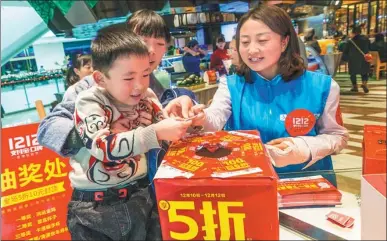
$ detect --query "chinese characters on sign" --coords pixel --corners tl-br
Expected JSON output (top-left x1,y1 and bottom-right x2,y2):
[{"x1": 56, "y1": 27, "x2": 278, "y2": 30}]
[
  {"x1": 2, "y1": 158, "x2": 67, "y2": 192},
  {"x1": 159, "y1": 200, "x2": 246, "y2": 240},
  {"x1": 1, "y1": 123, "x2": 72, "y2": 240}
]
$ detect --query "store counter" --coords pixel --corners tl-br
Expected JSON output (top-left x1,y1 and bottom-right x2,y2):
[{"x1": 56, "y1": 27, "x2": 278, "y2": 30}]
[
  {"x1": 280, "y1": 127, "x2": 387, "y2": 240},
  {"x1": 170, "y1": 82, "x2": 218, "y2": 105},
  {"x1": 279, "y1": 190, "x2": 360, "y2": 240},
  {"x1": 192, "y1": 83, "x2": 218, "y2": 105}
]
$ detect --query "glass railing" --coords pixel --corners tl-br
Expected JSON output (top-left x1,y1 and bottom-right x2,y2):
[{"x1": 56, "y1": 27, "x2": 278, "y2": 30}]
[{"x1": 1, "y1": 72, "x2": 65, "y2": 127}]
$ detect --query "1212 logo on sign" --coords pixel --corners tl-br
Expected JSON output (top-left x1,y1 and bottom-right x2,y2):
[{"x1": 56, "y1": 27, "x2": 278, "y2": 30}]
[{"x1": 8, "y1": 134, "x2": 43, "y2": 158}]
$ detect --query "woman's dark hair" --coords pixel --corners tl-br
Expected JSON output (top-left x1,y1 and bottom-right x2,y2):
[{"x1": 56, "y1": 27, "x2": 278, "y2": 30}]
[
  {"x1": 216, "y1": 35, "x2": 226, "y2": 43},
  {"x1": 66, "y1": 54, "x2": 91, "y2": 87},
  {"x1": 236, "y1": 4, "x2": 305, "y2": 82},
  {"x1": 187, "y1": 39, "x2": 199, "y2": 49},
  {"x1": 352, "y1": 25, "x2": 362, "y2": 35},
  {"x1": 375, "y1": 33, "x2": 385, "y2": 43},
  {"x1": 126, "y1": 9, "x2": 171, "y2": 43}
]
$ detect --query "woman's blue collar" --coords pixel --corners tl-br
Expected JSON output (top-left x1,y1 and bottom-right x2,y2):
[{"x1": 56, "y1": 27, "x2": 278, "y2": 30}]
[{"x1": 251, "y1": 71, "x2": 282, "y2": 86}]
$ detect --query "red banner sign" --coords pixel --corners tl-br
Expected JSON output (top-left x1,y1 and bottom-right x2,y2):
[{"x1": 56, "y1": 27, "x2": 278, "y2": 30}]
[{"x1": 1, "y1": 123, "x2": 72, "y2": 240}]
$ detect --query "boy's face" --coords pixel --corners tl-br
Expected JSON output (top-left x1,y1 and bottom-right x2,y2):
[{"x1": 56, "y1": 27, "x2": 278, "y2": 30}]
[
  {"x1": 98, "y1": 55, "x2": 151, "y2": 106},
  {"x1": 141, "y1": 36, "x2": 167, "y2": 72}
]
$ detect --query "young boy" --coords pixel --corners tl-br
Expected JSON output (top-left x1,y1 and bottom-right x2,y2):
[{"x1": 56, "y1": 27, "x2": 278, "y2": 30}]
[
  {"x1": 67, "y1": 24, "x2": 191, "y2": 240},
  {"x1": 37, "y1": 9, "x2": 193, "y2": 158}
]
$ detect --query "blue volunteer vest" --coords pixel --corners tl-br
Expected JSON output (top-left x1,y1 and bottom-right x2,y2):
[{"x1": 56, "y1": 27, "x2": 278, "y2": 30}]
[{"x1": 225, "y1": 70, "x2": 337, "y2": 186}]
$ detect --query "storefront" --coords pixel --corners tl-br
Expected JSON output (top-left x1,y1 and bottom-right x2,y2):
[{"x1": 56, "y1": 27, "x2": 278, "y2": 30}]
[{"x1": 335, "y1": 0, "x2": 387, "y2": 36}]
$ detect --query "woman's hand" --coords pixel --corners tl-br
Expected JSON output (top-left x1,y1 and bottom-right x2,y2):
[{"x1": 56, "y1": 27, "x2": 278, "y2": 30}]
[
  {"x1": 267, "y1": 137, "x2": 293, "y2": 150},
  {"x1": 265, "y1": 137, "x2": 311, "y2": 168},
  {"x1": 190, "y1": 104, "x2": 206, "y2": 127},
  {"x1": 163, "y1": 95, "x2": 195, "y2": 119},
  {"x1": 163, "y1": 95, "x2": 206, "y2": 127}
]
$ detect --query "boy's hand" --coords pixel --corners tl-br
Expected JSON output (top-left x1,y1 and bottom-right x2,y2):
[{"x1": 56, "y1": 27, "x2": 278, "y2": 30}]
[
  {"x1": 154, "y1": 118, "x2": 192, "y2": 142},
  {"x1": 111, "y1": 112, "x2": 153, "y2": 134},
  {"x1": 110, "y1": 118, "x2": 131, "y2": 134},
  {"x1": 138, "y1": 111, "x2": 153, "y2": 126}
]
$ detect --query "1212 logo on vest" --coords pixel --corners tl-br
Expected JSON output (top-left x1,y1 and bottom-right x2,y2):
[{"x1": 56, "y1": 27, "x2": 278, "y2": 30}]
[{"x1": 285, "y1": 109, "x2": 316, "y2": 137}]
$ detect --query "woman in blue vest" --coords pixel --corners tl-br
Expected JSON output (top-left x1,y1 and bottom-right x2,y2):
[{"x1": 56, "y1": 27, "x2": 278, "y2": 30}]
[{"x1": 164, "y1": 4, "x2": 349, "y2": 186}]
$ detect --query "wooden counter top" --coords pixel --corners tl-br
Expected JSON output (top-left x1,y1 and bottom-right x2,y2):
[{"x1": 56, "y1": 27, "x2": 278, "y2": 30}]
[{"x1": 192, "y1": 83, "x2": 218, "y2": 93}]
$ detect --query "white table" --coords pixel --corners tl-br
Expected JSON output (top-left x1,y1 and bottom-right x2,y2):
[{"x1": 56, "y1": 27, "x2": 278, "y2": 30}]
[{"x1": 279, "y1": 191, "x2": 361, "y2": 240}]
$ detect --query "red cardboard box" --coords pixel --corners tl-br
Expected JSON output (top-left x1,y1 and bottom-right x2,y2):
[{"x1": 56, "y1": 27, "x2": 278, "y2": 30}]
[
  {"x1": 154, "y1": 130, "x2": 279, "y2": 240},
  {"x1": 362, "y1": 125, "x2": 386, "y2": 175}
]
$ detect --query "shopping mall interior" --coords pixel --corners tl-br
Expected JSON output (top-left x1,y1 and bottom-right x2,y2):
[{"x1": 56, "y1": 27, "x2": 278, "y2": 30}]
[{"x1": 1, "y1": 0, "x2": 386, "y2": 240}]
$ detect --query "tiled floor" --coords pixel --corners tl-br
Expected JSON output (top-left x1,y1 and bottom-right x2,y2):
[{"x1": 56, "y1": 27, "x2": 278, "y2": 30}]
[{"x1": 332, "y1": 72, "x2": 386, "y2": 188}]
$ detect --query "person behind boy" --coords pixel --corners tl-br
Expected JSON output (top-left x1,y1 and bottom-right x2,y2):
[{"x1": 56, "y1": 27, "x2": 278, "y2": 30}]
[
  {"x1": 37, "y1": 11, "x2": 196, "y2": 240},
  {"x1": 67, "y1": 25, "x2": 191, "y2": 240},
  {"x1": 37, "y1": 9, "x2": 194, "y2": 158}
]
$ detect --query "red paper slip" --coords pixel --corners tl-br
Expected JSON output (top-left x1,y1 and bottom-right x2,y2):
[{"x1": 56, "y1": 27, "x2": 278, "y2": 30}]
[{"x1": 326, "y1": 211, "x2": 355, "y2": 228}]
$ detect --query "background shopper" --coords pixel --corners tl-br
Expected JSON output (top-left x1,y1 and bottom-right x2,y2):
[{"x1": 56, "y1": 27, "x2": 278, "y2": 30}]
[
  {"x1": 210, "y1": 34, "x2": 229, "y2": 76},
  {"x1": 182, "y1": 39, "x2": 207, "y2": 76},
  {"x1": 65, "y1": 54, "x2": 93, "y2": 88},
  {"x1": 342, "y1": 25, "x2": 371, "y2": 93}
]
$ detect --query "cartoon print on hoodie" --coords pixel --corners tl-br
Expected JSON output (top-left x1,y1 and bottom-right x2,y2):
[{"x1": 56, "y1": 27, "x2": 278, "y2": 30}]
[{"x1": 75, "y1": 98, "x2": 163, "y2": 186}]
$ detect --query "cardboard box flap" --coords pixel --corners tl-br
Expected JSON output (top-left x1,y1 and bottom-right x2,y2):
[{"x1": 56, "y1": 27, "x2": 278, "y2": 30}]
[{"x1": 155, "y1": 130, "x2": 276, "y2": 180}]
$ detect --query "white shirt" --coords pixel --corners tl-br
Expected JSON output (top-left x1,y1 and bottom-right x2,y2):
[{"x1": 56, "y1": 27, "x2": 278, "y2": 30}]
[{"x1": 203, "y1": 76, "x2": 349, "y2": 168}]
